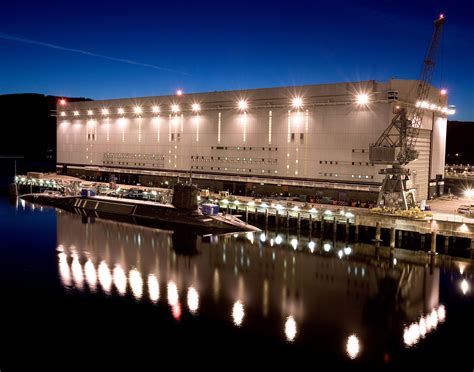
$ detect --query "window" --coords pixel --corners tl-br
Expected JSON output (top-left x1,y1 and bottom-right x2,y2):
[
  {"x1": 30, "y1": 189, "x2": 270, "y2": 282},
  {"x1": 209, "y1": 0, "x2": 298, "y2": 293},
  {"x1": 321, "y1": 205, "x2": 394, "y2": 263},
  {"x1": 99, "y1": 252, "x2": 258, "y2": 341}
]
[
  {"x1": 300, "y1": 133, "x2": 304, "y2": 142},
  {"x1": 291, "y1": 133, "x2": 295, "y2": 142}
]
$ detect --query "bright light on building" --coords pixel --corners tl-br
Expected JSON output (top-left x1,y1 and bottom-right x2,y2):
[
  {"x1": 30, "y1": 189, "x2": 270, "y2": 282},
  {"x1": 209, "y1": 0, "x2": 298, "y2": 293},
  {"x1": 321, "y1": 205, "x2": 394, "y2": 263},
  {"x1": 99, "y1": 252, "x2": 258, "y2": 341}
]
[
  {"x1": 87, "y1": 110, "x2": 93, "y2": 115},
  {"x1": 464, "y1": 188, "x2": 474, "y2": 199},
  {"x1": 356, "y1": 93, "x2": 369, "y2": 106},
  {"x1": 292, "y1": 97, "x2": 303, "y2": 109},
  {"x1": 192, "y1": 103, "x2": 201, "y2": 112},
  {"x1": 101, "y1": 108, "x2": 109, "y2": 115},
  {"x1": 461, "y1": 279, "x2": 469, "y2": 295},
  {"x1": 291, "y1": 238, "x2": 298, "y2": 250},
  {"x1": 440, "y1": 88, "x2": 447, "y2": 95},
  {"x1": 60, "y1": 111, "x2": 66, "y2": 117},
  {"x1": 73, "y1": 111, "x2": 79, "y2": 116},
  {"x1": 152, "y1": 105, "x2": 160, "y2": 113},
  {"x1": 238, "y1": 100, "x2": 248, "y2": 111},
  {"x1": 134, "y1": 106, "x2": 142, "y2": 114},
  {"x1": 118, "y1": 108, "x2": 125, "y2": 115},
  {"x1": 176, "y1": 89, "x2": 183, "y2": 96},
  {"x1": 171, "y1": 104, "x2": 180, "y2": 113},
  {"x1": 59, "y1": 99, "x2": 67, "y2": 106}
]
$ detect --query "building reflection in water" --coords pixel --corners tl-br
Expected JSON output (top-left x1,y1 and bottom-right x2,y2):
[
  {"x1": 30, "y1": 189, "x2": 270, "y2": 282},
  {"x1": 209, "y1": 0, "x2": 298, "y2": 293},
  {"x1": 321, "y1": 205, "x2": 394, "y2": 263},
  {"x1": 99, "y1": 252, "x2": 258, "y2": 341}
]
[{"x1": 54, "y1": 210, "x2": 449, "y2": 361}]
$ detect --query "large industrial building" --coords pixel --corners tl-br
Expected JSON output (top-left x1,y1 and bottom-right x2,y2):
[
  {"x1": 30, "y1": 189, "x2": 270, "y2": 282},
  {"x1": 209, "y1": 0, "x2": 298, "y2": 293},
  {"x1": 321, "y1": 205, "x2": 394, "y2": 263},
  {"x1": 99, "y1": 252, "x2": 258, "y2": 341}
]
[{"x1": 56, "y1": 79, "x2": 449, "y2": 202}]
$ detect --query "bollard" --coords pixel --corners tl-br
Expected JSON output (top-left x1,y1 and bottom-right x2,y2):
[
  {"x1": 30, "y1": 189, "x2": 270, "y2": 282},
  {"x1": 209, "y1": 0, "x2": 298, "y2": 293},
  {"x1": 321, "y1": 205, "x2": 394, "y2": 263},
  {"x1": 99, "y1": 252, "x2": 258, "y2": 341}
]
[
  {"x1": 286, "y1": 210, "x2": 290, "y2": 228},
  {"x1": 245, "y1": 206, "x2": 249, "y2": 222},
  {"x1": 333, "y1": 217, "x2": 337, "y2": 233},
  {"x1": 297, "y1": 212, "x2": 301, "y2": 230}
]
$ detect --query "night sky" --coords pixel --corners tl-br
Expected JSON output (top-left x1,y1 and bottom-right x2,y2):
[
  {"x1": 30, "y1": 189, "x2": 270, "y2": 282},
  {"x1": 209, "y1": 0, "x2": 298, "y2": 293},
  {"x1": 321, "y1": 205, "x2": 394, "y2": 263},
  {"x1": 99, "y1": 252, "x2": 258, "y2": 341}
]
[{"x1": 0, "y1": 0, "x2": 472, "y2": 120}]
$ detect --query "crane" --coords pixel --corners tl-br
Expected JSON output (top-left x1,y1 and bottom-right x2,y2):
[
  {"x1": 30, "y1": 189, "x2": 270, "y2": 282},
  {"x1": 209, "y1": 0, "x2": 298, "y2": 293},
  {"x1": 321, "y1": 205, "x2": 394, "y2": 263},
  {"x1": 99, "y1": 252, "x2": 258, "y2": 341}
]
[{"x1": 369, "y1": 14, "x2": 445, "y2": 210}]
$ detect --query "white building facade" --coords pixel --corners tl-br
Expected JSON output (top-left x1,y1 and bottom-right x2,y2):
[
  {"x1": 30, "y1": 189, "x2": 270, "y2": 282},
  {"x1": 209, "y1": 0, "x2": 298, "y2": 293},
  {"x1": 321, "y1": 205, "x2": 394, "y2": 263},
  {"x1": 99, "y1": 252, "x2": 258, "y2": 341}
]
[{"x1": 57, "y1": 79, "x2": 448, "y2": 201}]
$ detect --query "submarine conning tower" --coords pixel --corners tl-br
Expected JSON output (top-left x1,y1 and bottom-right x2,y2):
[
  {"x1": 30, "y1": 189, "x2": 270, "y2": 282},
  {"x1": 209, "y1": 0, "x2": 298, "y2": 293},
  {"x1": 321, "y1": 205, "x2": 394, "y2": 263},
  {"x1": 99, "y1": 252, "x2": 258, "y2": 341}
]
[{"x1": 171, "y1": 183, "x2": 200, "y2": 210}]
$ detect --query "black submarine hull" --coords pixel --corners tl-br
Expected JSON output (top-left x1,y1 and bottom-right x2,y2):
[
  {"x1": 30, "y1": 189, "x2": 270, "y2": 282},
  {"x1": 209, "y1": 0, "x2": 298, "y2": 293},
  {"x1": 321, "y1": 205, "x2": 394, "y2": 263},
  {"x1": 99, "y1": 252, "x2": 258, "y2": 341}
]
[{"x1": 21, "y1": 194, "x2": 259, "y2": 234}]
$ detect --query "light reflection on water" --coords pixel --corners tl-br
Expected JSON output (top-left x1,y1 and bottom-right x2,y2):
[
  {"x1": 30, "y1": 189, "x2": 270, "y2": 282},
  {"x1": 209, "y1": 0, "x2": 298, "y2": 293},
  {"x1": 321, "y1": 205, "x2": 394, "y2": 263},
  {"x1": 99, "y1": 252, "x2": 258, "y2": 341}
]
[{"x1": 46, "y1": 207, "x2": 471, "y2": 363}]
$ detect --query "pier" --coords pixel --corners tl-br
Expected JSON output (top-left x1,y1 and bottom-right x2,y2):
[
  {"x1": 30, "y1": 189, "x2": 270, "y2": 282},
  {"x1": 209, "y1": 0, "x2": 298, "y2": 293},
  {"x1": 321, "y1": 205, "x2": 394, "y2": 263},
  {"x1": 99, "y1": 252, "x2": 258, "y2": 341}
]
[{"x1": 14, "y1": 173, "x2": 474, "y2": 257}]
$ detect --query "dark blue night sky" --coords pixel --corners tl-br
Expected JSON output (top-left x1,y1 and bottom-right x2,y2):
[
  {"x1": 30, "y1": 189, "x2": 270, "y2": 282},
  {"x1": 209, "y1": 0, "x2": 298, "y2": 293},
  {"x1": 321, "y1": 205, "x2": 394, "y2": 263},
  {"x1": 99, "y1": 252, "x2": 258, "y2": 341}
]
[{"x1": 0, "y1": 0, "x2": 472, "y2": 120}]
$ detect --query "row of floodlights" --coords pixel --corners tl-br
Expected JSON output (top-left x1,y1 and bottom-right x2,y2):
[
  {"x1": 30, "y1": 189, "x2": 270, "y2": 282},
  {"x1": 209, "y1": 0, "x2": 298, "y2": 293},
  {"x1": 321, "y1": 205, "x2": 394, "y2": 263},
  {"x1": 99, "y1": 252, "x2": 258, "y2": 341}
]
[
  {"x1": 218, "y1": 199, "x2": 355, "y2": 217},
  {"x1": 416, "y1": 101, "x2": 456, "y2": 115},
  {"x1": 15, "y1": 176, "x2": 58, "y2": 186},
  {"x1": 58, "y1": 94, "x2": 372, "y2": 117}
]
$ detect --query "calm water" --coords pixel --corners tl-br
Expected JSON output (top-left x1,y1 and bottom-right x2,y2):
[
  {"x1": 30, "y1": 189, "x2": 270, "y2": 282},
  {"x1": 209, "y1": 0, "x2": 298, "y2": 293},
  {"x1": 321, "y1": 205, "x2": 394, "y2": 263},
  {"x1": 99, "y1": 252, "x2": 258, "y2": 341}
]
[{"x1": 0, "y1": 196, "x2": 473, "y2": 369}]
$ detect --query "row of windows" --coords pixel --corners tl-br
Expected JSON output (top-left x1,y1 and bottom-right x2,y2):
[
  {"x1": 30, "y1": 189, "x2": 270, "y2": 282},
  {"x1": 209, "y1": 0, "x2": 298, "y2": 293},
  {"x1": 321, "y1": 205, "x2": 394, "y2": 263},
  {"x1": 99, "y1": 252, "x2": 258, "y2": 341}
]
[
  {"x1": 190, "y1": 165, "x2": 277, "y2": 174},
  {"x1": 212, "y1": 146, "x2": 278, "y2": 151},
  {"x1": 319, "y1": 172, "x2": 374, "y2": 179},
  {"x1": 103, "y1": 161, "x2": 163, "y2": 167},
  {"x1": 190, "y1": 156, "x2": 277, "y2": 164},
  {"x1": 170, "y1": 133, "x2": 181, "y2": 141},
  {"x1": 87, "y1": 134, "x2": 96, "y2": 141},
  {"x1": 290, "y1": 133, "x2": 305, "y2": 143},
  {"x1": 319, "y1": 160, "x2": 374, "y2": 166},
  {"x1": 104, "y1": 153, "x2": 165, "y2": 160}
]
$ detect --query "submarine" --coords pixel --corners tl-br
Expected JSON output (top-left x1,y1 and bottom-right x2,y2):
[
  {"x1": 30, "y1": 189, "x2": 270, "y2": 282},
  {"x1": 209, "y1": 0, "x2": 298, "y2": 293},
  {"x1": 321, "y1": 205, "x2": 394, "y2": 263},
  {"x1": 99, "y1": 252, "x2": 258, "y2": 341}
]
[{"x1": 21, "y1": 182, "x2": 260, "y2": 234}]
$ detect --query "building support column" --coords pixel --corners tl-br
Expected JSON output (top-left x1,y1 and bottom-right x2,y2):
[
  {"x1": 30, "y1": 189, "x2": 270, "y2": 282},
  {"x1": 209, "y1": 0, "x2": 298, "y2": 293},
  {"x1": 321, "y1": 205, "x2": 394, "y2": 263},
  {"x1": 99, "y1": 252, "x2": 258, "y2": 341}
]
[
  {"x1": 375, "y1": 222, "x2": 381, "y2": 242},
  {"x1": 390, "y1": 227, "x2": 396, "y2": 249},
  {"x1": 430, "y1": 231, "x2": 437, "y2": 254},
  {"x1": 420, "y1": 233, "x2": 426, "y2": 250}
]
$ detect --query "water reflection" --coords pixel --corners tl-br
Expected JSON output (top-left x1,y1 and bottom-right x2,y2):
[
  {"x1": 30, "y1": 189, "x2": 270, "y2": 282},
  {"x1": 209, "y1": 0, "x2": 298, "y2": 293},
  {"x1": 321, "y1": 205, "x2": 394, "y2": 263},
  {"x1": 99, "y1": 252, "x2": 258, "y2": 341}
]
[
  {"x1": 284, "y1": 316, "x2": 297, "y2": 342},
  {"x1": 460, "y1": 279, "x2": 470, "y2": 295},
  {"x1": 232, "y1": 301, "x2": 245, "y2": 326},
  {"x1": 346, "y1": 334, "x2": 361, "y2": 359},
  {"x1": 148, "y1": 274, "x2": 159, "y2": 303},
  {"x1": 187, "y1": 287, "x2": 199, "y2": 314},
  {"x1": 54, "y1": 210, "x2": 451, "y2": 362}
]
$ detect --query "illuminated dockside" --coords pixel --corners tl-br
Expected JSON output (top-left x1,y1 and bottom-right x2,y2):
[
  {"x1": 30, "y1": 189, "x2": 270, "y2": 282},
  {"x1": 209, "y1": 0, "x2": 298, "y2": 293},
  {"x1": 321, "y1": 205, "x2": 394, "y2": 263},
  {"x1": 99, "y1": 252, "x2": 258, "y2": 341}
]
[{"x1": 56, "y1": 79, "x2": 450, "y2": 201}]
